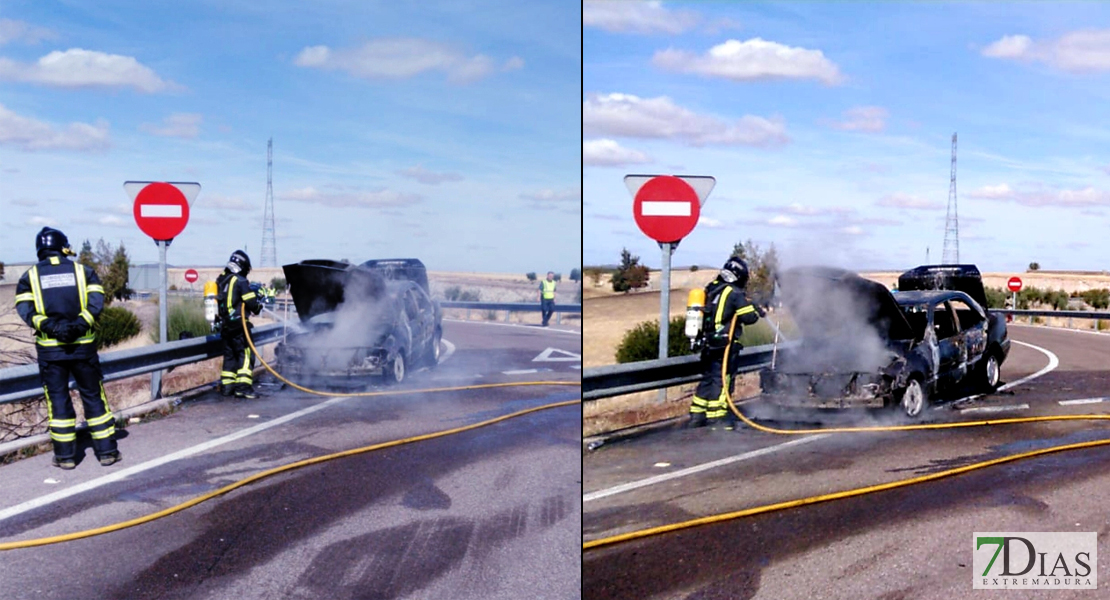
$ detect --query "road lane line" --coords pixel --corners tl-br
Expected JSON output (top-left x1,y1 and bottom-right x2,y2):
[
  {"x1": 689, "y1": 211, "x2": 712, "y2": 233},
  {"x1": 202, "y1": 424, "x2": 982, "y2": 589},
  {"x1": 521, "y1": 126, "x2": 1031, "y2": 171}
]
[
  {"x1": 441, "y1": 339, "x2": 456, "y2": 363},
  {"x1": 998, "y1": 340, "x2": 1059, "y2": 392},
  {"x1": 958, "y1": 404, "x2": 1029, "y2": 415},
  {"x1": 583, "y1": 435, "x2": 827, "y2": 503},
  {"x1": 1060, "y1": 398, "x2": 1106, "y2": 406},
  {"x1": 0, "y1": 395, "x2": 353, "y2": 524},
  {"x1": 503, "y1": 369, "x2": 540, "y2": 375}
]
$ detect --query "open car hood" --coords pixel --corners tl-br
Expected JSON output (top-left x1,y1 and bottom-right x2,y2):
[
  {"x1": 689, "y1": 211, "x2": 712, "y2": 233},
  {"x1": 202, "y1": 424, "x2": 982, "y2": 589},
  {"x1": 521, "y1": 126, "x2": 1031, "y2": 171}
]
[
  {"x1": 283, "y1": 259, "x2": 387, "y2": 322},
  {"x1": 778, "y1": 266, "x2": 916, "y2": 342},
  {"x1": 897, "y1": 264, "x2": 988, "y2": 309}
]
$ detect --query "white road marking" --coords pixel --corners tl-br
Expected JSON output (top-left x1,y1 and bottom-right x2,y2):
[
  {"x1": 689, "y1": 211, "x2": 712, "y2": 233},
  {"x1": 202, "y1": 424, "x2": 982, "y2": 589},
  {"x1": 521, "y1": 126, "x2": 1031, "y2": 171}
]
[
  {"x1": 947, "y1": 339, "x2": 1060, "y2": 408},
  {"x1": 503, "y1": 369, "x2": 540, "y2": 375},
  {"x1": 441, "y1": 338, "x2": 456, "y2": 364},
  {"x1": 583, "y1": 435, "x2": 827, "y2": 503},
  {"x1": 1059, "y1": 398, "x2": 1106, "y2": 406},
  {"x1": 532, "y1": 347, "x2": 581, "y2": 362},
  {"x1": 958, "y1": 404, "x2": 1030, "y2": 414},
  {"x1": 443, "y1": 318, "x2": 581, "y2": 335},
  {"x1": 571, "y1": 366, "x2": 581, "y2": 370},
  {"x1": 0, "y1": 395, "x2": 353, "y2": 523}
]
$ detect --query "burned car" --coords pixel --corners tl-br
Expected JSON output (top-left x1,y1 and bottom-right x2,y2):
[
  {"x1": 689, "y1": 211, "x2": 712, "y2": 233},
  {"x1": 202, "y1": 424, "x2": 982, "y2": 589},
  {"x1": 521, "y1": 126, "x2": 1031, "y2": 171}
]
[
  {"x1": 760, "y1": 264, "x2": 1010, "y2": 418},
  {"x1": 274, "y1": 258, "x2": 443, "y2": 385}
]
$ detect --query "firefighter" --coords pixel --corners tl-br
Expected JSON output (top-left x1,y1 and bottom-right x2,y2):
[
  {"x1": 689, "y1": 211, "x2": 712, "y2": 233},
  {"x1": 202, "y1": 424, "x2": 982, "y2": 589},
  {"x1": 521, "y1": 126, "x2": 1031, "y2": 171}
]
[
  {"x1": 539, "y1": 271, "x2": 557, "y2": 326},
  {"x1": 216, "y1": 250, "x2": 263, "y2": 399},
  {"x1": 15, "y1": 227, "x2": 120, "y2": 469},
  {"x1": 688, "y1": 256, "x2": 763, "y2": 430}
]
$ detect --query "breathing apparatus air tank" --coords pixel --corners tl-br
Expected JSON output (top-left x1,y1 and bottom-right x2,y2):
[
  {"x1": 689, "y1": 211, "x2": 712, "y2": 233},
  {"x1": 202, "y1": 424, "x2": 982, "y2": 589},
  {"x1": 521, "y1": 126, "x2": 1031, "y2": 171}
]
[
  {"x1": 204, "y1": 280, "x2": 218, "y2": 330},
  {"x1": 685, "y1": 288, "x2": 705, "y2": 345}
]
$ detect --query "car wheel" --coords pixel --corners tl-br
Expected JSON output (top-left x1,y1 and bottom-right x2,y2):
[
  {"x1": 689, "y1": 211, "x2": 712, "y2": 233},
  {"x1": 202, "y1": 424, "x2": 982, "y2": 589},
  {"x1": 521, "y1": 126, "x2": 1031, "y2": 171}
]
[
  {"x1": 978, "y1": 352, "x2": 1001, "y2": 391},
  {"x1": 385, "y1": 352, "x2": 405, "y2": 385},
  {"x1": 424, "y1": 328, "x2": 442, "y2": 367},
  {"x1": 899, "y1": 378, "x2": 928, "y2": 419}
]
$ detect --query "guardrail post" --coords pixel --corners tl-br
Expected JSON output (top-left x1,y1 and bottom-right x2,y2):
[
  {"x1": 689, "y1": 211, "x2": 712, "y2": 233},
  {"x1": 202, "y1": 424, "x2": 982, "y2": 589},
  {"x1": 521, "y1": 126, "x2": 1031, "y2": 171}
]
[
  {"x1": 504, "y1": 310, "x2": 510, "y2": 323},
  {"x1": 557, "y1": 312, "x2": 562, "y2": 325},
  {"x1": 466, "y1": 308, "x2": 471, "y2": 321}
]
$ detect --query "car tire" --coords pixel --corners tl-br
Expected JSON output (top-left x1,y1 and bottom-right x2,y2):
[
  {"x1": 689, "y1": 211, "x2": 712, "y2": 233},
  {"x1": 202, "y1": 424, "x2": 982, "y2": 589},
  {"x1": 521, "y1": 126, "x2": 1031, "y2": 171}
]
[
  {"x1": 385, "y1": 351, "x2": 405, "y2": 385},
  {"x1": 423, "y1": 328, "x2": 442, "y2": 368},
  {"x1": 977, "y1": 351, "x2": 1001, "y2": 392},
  {"x1": 898, "y1": 378, "x2": 928, "y2": 419}
]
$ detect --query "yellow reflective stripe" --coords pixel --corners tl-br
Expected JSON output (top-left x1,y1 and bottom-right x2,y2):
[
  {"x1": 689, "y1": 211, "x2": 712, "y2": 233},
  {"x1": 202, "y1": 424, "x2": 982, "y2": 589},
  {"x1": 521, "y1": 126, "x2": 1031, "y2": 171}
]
[
  {"x1": 241, "y1": 292, "x2": 257, "y2": 301},
  {"x1": 48, "y1": 257, "x2": 60, "y2": 265},
  {"x1": 87, "y1": 412, "x2": 114, "y2": 427},
  {"x1": 220, "y1": 371, "x2": 236, "y2": 377},
  {"x1": 15, "y1": 293, "x2": 34, "y2": 303},
  {"x1": 226, "y1": 276, "x2": 237, "y2": 313},
  {"x1": 87, "y1": 284, "x2": 105, "y2": 294},
  {"x1": 715, "y1": 286, "x2": 733, "y2": 329},
  {"x1": 50, "y1": 433, "x2": 77, "y2": 442},
  {"x1": 75, "y1": 264, "x2": 88, "y2": 311},
  {"x1": 90, "y1": 427, "x2": 116, "y2": 440},
  {"x1": 32, "y1": 314, "x2": 47, "y2": 329},
  {"x1": 49, "y1": 419, "x2": 77, "y2": 428},
  {"x1": 236, "y1": 376, "x2": 253, "y2": 384},
  {"x1": 28, "y1": 266, "x2": 44, "y2": 314},
  {"x1": 736, "y1": 305, "x2": 756, "y2": 316},
  {"x1": 80, "y1": 310, "x2": 95, "y2": 326},
  {"x1": 36, "y1": 339, "x2": 61, "y2": 347}
]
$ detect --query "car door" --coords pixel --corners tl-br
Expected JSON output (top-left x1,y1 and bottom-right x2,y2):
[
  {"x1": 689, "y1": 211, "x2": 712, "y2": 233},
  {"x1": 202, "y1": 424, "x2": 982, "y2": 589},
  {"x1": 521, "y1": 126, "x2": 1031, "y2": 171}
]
[
  {"x1": 932, "y1": 300, "x2": 966, "y2": 388},
  {"x1": 949, "y1": 297, "x2": 987, "y2": 370},
  {"x1": 410, "y1": 288, "x2": 435, "y2": 352}
]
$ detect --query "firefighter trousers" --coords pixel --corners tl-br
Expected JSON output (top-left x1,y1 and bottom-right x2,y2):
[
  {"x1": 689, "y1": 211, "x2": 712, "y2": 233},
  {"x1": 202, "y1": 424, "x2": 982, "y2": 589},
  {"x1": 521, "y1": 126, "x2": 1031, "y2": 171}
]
[
  {"x1": 39, "y1": 355, "x2": 117, "y2": 460},
  {"x1": 690, "y1": 347, "x2": 739, "y2": 421},
  {"x1": 220, "y1": 323, "x2": 255, "y2": 394}
]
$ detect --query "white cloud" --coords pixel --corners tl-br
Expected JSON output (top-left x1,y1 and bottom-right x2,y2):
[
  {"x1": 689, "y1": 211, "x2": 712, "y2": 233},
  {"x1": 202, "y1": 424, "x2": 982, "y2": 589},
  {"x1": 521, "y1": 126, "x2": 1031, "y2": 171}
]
[
  {"x1": 293, "y1": 38, "x2": 510, "y2": 84},
  {"x1": 27, "y1": 216, "x2": 56, "y2": 227},
  {"x1": 140, "y1": 112, "x2": 202, "y2": 138},
  {"x1": 205, "y1": 194, "x2": 258, "y2": 212},
  {"x1": 777, "y1": 203, "x2": 853, "y2": 216},
  {"x1": 841, "y1": 225, "x2": 865, "y2": 236},
  {"x1": 653, "y1": 38, "x2": 843, "y2": 85},
  {"x1": 396, "y1": 165, "x2": 464, "y2": 185},
  {"x1": 829, "y1": 106, "x2": 888, "y2": 132},
  {"x1": 582, "y1": 1, "x2": 701, "y2": 34},
  {"x1": 967, "y1": 184, "x2": 1013, "y2": 199},
  {"x1": 0, "y1": 19, "x2": 57, "y2": 45},
  {"x1": 520, "y1": 187, "x2": 581, "y2": 211},
  {"x1": 698, "y1": 216, "x2": 728, "y2": 229},
  {"x1": 582, "y1": 138, "x2": 652, "y2": 166},
  {"x1": 97, "y1": 215, "x2": 126, "y2": 227},
  {"x1": 0, "y1": 48, "x2": 176, "y2": 92},
  {"x1": 282, "y1": 186, "x2": 421, "y2": 208},
  {"x1": 583, "y1": 93, "x2": 789, "y2": 147},
  {"x1": 970, "y1": 183, "x2": 1110, "y2": 207},
  {"x1": 767, "y1": 215, "x2": 798, "y2": 227},
  {"x1": 0, "y1": 103, "x2": 109, "y2": 151},
  {"x1": 877, "y1": 192, "x2": 943, "y2": 210},
  {"x1": 982, "y1": 30, "x2": 1110, "y2": 72}
]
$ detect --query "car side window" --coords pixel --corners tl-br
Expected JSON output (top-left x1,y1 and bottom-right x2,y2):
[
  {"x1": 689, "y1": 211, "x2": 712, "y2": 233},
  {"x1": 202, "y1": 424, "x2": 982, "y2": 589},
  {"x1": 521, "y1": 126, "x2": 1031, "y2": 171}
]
[
  {"x1": 933, "y1": 301, "x2": 959, "y2": 339},
  {"x1": 949, "y1": 298, "x2": 983, "y2": 330},
  {"x1": 404, "y1": 290, "x2": 419, "y2": 320}
]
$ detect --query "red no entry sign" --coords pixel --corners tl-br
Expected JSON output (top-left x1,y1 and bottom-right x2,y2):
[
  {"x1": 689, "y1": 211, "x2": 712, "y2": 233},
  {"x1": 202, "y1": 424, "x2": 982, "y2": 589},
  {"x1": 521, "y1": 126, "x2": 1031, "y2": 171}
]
[
  {"x1": 124, "y1": 181, "x2": 201, "y2": 241},
  {"x1": 184, "y1": 269, "x2": 199, "y2": 283},
  {"x1": 1008, "y1": 276, "x2": 1023, "y2": 292},
  {"x1": 625, "y1": 175, "x2": 715, "y2": 243}
]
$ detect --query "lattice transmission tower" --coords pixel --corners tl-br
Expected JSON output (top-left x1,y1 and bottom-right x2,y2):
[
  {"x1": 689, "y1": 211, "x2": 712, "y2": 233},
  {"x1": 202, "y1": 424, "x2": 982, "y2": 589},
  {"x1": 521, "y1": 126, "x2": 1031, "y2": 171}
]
[
  {"x1": 260, "y1": 138, "x2": 277, "y2": 267},
  {"x1": 942, "y1": 133, "x2": 959, "y2": 264}
]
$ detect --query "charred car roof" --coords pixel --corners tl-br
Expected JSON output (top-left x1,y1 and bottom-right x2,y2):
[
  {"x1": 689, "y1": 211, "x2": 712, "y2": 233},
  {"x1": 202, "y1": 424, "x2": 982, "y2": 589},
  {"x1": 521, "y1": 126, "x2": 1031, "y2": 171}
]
[
  {"x1": 282, "y1": 258, "x2": 428, "y2": 322},
  {"x1": 778, "y1": 266, "x2": 916, "y2": 342},
  {"x1": 897, "y1": 264, "x2": 988, "y2": 309}
]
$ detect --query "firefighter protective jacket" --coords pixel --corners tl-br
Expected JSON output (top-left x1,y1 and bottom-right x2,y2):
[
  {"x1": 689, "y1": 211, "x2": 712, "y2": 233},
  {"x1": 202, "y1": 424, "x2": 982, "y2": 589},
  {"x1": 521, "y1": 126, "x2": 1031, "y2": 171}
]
[
  {"x1": 216, "y1": 271, "x2": 262, "y2": 326},
  {"x1": 15, "y1": 253, "x2": 105, "y2": 360},
  {"x1": 701, "y1": 277, "x2": 760, "y2": 349}
]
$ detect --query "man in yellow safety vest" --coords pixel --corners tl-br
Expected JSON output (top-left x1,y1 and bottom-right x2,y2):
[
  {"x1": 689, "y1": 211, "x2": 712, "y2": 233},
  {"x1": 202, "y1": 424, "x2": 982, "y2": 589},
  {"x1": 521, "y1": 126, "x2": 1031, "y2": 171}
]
[{"x1": 539, "y1": 271, "x2": 557, "y2": 327}]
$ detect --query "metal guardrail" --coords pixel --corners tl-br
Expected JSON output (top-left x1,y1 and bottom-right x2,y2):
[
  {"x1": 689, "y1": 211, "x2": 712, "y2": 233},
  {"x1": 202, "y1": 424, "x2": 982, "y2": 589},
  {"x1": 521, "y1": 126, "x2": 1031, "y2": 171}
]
[
  {"x1": 583, "y1": 342, "x2": 799, "y2": 402},
  {"x1": 997, "y1": 309, "x2": 1110, "y2": 320},
  {"x1": 0, "y1": 324, "x2": 285, "y2": 405},
  {"x1": 440, "y1": 301, "x2": 581, "y2": 312}
]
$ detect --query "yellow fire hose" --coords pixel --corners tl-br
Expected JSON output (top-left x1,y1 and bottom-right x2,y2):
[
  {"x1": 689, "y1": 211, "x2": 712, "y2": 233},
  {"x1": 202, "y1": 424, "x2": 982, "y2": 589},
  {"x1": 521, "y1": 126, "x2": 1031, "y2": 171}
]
[
  {"x1": 0, "y1": 307, "x2": 580, "y2": 551},
  {"x1": 584, "y1": 313, "x2": 1110, "y2": 551}
]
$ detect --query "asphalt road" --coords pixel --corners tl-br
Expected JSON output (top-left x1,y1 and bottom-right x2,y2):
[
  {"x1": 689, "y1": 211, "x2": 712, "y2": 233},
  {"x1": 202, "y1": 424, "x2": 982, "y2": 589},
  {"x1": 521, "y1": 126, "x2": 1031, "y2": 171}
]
[
  {"x1": 584, "y1": 324, "x2": 1110, "y2": 599},
  {"x1": 0, "y1": 319, "x2": 581, "y2": 600}
]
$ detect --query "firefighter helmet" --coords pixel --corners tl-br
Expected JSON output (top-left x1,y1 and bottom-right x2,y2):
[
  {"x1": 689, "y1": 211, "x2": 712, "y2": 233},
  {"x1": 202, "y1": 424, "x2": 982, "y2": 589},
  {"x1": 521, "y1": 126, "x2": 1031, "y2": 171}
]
[
  {"x1": 35, "y1": 227, "x2": 73, "y2": 259},
  {"x1": 227, "y1": 250, "x2": 252, "y2": 277},
  {"x1": 719, "y1": 256, "x2": 749, "y2": 287}
]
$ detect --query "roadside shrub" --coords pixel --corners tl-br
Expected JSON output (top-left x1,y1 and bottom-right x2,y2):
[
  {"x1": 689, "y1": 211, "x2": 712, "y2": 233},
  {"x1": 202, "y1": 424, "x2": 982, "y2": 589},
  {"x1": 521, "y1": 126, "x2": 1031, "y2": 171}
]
[
  {"x1": 270, "y1": 277, "x2": 287, "y2": 294},
  {"x1": 1081, "y1": 288, "x2": 1110, "y2": 309},
  {"x1": 984, "y1": 286, "x2": 1009, "y2": 309},
  {"x1": 95, "y1": 306, "x2": 141, "y2": 350},
  {"x1": 690, "y1": 265, "x2": 699, "y2": 272},
  {"x1": 585, "y1": 268, "x2": 603, "y2": 286},
  {"x1": 615, "y1": 317, "x2": 779, "y2": 363},
  {"x1": 150, "y1": 298, "x2": 210, "y2": 343},
  {"x1": 485, "y1": 310, "x2": 498, "y2": 321},
  {"x1": 444, "y1": 286, "x2": 481, "y2": 302},
  {"x1": 526, "y1": 272, "x2": 537, "y2": 282}
]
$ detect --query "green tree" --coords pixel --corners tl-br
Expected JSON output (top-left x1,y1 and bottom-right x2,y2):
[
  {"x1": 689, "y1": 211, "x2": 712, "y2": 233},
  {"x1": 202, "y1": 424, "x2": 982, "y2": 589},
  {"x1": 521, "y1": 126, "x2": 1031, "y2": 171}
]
[
  {"x1": 77, "y1": 240, "x2": 96, "y2": 270},
  {"x1": 526, "y1": 272, "x2": 537, "y2": 282},
  {"x1": 101, "y1": 242, "x2": 133, "y2": 303},
  {"x1": 730, "y1": 239, "x2": 778, "y2": 306},
  {"x1": 270, "y1": 277, "x2": 287, "y2": 294},
  {"x1": 554, "y1": 272, "x2": 562, "y2": 282},
  {"x1": 569, "y1": 268, "x2": 581, "y2": 282},
  {"x1": 0, "y1": 261, "x2": 5, "y2": 280},
  {"x1": 1028, "y1": 262, "x2": 1041, "y2": 271},
  {"x1": 611, "y1": 248, "x2": 649, "y2": 293}
]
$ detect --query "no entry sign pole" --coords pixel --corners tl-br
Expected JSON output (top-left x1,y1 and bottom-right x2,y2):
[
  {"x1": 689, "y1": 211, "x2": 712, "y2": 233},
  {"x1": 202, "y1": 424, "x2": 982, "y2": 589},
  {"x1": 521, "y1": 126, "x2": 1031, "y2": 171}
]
[
  {"x1": 626, "y1": 174, "x2": 716, "y2": 402},
  {"x1": 126, "y1": 181, "x2": 200, "y2": 399}
]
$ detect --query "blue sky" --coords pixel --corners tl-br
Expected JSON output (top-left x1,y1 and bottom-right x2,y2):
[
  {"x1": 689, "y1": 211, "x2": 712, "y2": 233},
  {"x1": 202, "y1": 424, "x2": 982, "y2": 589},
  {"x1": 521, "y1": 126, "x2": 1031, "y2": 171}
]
[
  {"x1": 0, "y1": 1, "x2": 580, "y2": 275},
  {"x1": 585, "y1": 1, "x2": 1110, "y2": 272}
]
